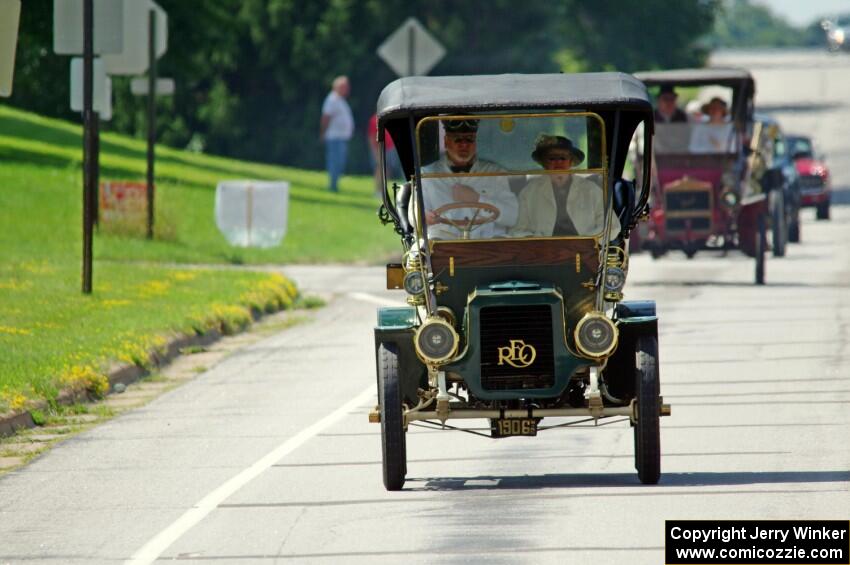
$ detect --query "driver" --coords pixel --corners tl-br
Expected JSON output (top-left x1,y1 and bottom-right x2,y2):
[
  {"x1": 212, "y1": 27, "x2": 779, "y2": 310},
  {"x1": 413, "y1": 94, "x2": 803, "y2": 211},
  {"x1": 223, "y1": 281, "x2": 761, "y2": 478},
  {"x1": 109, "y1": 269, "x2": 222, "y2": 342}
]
[
  {"x1": 420, "y1": 118, "x2": 518, "y2": 239},
  {"x1": 511, "y1": 134, "x2": 619, "y2": 237}
]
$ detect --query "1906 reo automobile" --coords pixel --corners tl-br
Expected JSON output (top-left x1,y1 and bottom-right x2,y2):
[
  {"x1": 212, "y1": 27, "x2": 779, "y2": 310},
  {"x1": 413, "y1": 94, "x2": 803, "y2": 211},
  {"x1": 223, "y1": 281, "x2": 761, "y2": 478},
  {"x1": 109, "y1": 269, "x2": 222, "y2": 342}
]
[
  {"x1": 369, "y1": 73, "x2": 669, "y2": 490},
  {"x1": 633, "y1": 69, "x2": 771, "y2": 284}
]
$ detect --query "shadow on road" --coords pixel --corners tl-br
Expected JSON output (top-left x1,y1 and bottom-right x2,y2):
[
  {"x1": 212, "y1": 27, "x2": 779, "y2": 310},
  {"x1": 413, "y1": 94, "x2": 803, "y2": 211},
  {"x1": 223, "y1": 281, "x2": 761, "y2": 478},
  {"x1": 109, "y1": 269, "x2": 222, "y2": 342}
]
[
  {"x1": 414, "y1": 470, "x2": 850, "y2": 491},
  {"x1": 832, "y1": 189, "x2": 850, "y2": 206},
  {"x1": 632, "y1": 280, "x2": 850, "y2": 289},
  {"x1": 758, "y1": 102, "x2": 845, "y2": 113}
]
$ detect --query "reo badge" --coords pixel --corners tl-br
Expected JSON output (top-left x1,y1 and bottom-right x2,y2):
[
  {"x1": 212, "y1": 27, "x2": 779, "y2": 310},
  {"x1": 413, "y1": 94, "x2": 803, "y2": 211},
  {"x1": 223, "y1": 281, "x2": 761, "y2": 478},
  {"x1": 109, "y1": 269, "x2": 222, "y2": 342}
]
[{"x1": 497, "y1": 339, "x2": 537, "y2": 368}]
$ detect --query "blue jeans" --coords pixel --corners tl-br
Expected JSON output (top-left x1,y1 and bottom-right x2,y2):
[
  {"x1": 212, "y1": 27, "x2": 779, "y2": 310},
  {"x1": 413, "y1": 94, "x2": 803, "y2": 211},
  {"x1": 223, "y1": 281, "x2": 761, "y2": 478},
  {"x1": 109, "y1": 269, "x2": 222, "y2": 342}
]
[{"x1": 325, "y1": 138, "x2": 348, "y2": 192}]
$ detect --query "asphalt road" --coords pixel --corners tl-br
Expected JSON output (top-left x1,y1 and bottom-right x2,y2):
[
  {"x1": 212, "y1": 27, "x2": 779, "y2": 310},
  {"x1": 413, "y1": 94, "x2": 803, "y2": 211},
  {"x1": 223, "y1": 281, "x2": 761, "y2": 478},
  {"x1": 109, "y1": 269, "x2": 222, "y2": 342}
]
[{"x1": 1, "y1": 49, "x2": 849, "y2": 565}]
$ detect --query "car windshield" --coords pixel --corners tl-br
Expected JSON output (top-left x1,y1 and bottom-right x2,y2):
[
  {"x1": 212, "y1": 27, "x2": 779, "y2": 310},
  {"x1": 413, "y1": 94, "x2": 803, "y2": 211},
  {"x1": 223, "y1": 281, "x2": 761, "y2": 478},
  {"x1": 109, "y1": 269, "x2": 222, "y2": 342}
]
[
  {"x1": 787, "y1": 137, "x2": 813, "y2": 158},
  {"x1": 654, "y1": 122, "x2": 740, "y2": 155},
  {"x1": 415, "y1": 112, "x2": 610, "y2": 241},
  {"x1": 651, "y1": 85, "x2": 740, "y2": 156}
]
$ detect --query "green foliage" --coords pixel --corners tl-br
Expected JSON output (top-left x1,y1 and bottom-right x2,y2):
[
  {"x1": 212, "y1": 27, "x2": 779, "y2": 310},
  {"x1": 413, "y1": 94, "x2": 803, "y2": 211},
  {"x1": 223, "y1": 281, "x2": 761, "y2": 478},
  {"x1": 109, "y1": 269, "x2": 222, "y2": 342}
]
[
  {"x1": 7, "y1": 0, "x2": 719, "y2": 172},
  {"x1": 29, "y1": 410, "x2": 46, "y2": 426},
  {"x1": 555, "y1": 0, "x2": 719, "y2": 73},
  {"x1": 707, "y1": 0, "x2": 810, "y2": 48}
]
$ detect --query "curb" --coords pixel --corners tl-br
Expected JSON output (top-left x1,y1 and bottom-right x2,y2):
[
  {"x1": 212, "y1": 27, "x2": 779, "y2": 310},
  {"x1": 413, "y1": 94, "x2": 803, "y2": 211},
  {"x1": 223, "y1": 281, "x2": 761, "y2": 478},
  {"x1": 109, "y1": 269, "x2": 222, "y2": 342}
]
[{"x1": 0, "y1": 309, "x2": 268, "y2": 438}]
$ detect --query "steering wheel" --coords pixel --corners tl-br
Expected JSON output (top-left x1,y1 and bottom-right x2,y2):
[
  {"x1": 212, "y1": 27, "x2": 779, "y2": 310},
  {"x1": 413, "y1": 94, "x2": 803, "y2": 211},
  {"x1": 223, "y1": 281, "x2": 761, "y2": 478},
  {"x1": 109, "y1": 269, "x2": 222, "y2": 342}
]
[{"x1": 431, "y1": 201, "x2": 500, "y2": 238}]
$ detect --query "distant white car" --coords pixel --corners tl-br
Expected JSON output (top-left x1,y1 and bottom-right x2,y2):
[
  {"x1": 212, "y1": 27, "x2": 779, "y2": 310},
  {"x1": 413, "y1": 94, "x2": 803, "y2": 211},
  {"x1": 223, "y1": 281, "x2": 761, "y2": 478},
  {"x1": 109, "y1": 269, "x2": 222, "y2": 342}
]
[{"x1": 822, "y1": 19, "x2": 850, "y2": 52}]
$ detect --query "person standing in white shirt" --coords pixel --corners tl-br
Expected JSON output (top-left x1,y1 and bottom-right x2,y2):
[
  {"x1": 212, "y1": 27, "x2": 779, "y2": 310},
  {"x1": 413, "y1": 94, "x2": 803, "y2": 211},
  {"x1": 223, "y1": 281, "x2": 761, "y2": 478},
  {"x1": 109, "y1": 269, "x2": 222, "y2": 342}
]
[{"x1": 319, "y1": 76, "x2": 354, "y2": 192}]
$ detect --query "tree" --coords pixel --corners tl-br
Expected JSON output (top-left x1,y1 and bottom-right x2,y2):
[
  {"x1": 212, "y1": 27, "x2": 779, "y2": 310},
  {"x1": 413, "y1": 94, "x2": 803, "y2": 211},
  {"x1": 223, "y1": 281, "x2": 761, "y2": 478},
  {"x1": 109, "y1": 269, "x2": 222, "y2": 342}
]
[
  {"x1": 707, "y1": 0, "x2": 808, "y2": 48},
  {"x1": 5, "y1": 0, "x2": 720, "y2": 173}
]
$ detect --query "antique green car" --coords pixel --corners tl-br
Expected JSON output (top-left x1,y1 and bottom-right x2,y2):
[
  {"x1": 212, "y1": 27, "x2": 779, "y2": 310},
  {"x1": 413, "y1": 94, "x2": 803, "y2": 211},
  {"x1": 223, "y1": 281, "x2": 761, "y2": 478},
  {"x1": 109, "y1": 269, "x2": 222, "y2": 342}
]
[{"x1": 369, "y1": 73, "x2": 669, "y2": 490}]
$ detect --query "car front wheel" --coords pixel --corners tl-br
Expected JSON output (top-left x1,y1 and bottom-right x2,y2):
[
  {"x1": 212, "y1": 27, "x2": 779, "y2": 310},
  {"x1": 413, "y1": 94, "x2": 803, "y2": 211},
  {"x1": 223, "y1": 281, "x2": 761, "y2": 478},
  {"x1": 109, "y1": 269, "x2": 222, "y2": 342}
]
[
  {"x1": 633, "y1": 334, "x2": 661, "y2": 485},
  {"x1": 378, "y1": 343, "x2": 407, "y2": 491},
  {"x1": 816, "y1": 201, "x2": 830, "y2": 220}
]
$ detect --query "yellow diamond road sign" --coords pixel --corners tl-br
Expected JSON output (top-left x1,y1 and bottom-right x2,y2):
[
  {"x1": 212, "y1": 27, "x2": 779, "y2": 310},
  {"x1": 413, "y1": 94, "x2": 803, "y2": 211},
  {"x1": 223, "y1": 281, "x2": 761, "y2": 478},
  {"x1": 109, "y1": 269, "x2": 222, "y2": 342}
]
[{"x1": 377, "y1": 17, "x2": 446, "y2": 77}]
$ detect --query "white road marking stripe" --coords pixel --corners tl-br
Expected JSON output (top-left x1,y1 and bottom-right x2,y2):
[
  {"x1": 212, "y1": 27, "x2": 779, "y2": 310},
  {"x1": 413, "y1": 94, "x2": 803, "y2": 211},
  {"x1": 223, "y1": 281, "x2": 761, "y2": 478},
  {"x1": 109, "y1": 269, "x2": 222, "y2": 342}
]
[
  {"x1": 125, "y1": 385, "x2": 376, "y2": 565},
  {"x1": 347, "y1": 291, "x2": 405, "y2": 308}
]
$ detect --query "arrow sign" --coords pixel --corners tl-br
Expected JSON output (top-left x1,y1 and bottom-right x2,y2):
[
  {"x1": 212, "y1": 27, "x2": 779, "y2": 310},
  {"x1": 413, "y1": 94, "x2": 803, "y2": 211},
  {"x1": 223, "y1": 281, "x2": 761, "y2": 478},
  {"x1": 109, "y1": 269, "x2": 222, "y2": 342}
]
[
  {"x1": 377, "y1": 17, "x2": 446, "y2": 77},
  {"x1": 0, "y1": 0, "x2": 21, "y2": 97}
]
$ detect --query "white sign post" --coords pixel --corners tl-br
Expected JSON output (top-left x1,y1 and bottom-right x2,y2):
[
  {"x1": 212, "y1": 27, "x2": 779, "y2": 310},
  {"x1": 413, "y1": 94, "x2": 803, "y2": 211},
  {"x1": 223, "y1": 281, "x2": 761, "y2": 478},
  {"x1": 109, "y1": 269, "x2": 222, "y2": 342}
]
[
  {"x1": 53, "y1": 0, "x2": 124, "y2": 55},
  {"x1": 102, "y1": 0, "x2": 167, "y2": 76},
  {"x1": 70, "y1": 58, "x2": 112, "y2": 120},
  {"x1": 377, "y1": 17, "x2": 446, "y2": 77},
  {"x1": 0, "y1": 0, "x2": 22, "y2": 97}
]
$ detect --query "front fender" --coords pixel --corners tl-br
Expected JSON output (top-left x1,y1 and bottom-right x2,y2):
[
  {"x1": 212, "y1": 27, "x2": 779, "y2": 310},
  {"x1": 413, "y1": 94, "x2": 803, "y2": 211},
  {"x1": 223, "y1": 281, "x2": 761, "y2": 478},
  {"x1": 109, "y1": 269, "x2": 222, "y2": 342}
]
[
  {"x1": 374, "y1": 307, "x2": 426, "y2": 406},
  {"x1": 603, "y1": 301, "x2": 659, "y2": 401}
]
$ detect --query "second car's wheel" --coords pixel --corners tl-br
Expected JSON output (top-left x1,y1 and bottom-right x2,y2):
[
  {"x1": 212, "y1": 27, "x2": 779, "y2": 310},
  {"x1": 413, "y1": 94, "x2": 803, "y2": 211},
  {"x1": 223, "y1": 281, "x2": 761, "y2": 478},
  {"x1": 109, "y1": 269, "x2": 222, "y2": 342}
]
[
  {"x1": 771, "y1": 190, "x2": 786, "y2": 257},
  {"x1": 378, "y1": 343, "x2": 406, "y2": 491},
  {"x1": 788, "y1": 214, "x2": 801, "y2": 243},
  {"x1": 633, "y1": 334, "x2": 661, "y2": 485},
  {"x1": 816, "y1": 201, "x2": 830, "y2": 220},
  {"x1": 755, "y1": 213, "x2": 766, "y2": 285}
]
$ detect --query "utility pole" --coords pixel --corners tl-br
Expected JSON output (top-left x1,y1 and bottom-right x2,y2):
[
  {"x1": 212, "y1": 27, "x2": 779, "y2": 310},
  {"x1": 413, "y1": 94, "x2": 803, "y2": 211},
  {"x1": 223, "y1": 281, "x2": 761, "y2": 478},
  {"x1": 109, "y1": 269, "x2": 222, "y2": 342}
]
[
  {"x1": 146, "y1": 8, "x2": 157, "y2": 239},
  {"x1": 82, "y1": 0, "x2": 94, "y2": 293}
]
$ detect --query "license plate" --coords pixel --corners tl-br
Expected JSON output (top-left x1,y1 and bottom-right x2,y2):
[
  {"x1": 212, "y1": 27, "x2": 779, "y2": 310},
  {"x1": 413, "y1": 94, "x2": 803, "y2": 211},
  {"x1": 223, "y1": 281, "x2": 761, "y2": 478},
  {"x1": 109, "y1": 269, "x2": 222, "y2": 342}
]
[{"x1": 491, "y1": 418, "x2": 538, "y2": 437}]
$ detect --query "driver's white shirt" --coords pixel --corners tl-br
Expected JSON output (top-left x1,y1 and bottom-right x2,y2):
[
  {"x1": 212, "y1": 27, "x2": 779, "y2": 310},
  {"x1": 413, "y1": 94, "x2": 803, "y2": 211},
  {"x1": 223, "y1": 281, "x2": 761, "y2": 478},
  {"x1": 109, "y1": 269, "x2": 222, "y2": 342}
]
[{"x1": 420, "y1": 155, "x2": 518, "y2": 239}]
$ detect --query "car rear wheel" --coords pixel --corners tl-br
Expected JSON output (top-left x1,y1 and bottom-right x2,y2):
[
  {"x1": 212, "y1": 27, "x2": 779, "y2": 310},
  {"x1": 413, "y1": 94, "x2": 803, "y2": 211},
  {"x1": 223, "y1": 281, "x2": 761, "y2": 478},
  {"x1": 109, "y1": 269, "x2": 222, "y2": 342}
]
[
  {"x1": 755, "y1": 213, "x2": 766, "y2": 285},
  {"x1": 633, "y1": 335, "x2": 661, "y2": 485},
  {"x1": 771, "y1": 190, "x2": 786, "y2": 257},
  {"x1": 379, "y1": 343, "x2": 406, "y2": 491},
  {"x1": 816, "y1": 201, "x2": 830, "y2": 220}
]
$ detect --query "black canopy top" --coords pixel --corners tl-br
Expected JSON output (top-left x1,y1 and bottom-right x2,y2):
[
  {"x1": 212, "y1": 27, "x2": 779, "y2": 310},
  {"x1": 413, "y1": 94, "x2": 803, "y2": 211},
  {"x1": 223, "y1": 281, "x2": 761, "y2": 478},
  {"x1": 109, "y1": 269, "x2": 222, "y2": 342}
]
[
  {"x1": 634, "y1": 67, "x2": 755, "y2": 92},
  {"x1": 376, "y1": 72, "x2": 652, "y2": 122}
]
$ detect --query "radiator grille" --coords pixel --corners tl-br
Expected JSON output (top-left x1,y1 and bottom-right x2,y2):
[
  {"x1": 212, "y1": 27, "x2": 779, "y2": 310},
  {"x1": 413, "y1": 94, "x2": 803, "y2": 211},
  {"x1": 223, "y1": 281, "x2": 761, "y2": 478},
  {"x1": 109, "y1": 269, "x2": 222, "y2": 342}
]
[
  {"x1": 666, "y1": 217, "x2": 711, "y2": 231},
  {"x1": 479, "y1": 305, "x2": 555, "y2": 391},
  {"x1": 665, "y1": 190, "x2": 711, "y2": 212},
  {"x1": 799, "y1": 175, "x2": 824, "y2": 191}
]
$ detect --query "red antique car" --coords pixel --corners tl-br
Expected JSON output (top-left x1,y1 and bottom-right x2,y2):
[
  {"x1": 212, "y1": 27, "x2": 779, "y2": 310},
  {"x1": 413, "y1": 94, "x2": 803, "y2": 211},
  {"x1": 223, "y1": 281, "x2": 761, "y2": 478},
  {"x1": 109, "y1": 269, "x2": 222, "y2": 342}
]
[
  {"x1": 634, "y1": 68, "x2": 771, "y2": 284},
  {"x1": 787, "y1": 135, "x2": 831, "y2": 220}
]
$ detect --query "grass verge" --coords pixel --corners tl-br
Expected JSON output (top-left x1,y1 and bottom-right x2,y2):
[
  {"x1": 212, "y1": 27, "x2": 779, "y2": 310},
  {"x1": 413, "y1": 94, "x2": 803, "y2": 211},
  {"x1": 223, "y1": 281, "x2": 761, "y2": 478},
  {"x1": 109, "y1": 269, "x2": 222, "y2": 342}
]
[
  {"x1": 0, "y1": 262, "x2": 298, "y2": 414},
  {"x1": 0, "y1": 103, "x2": 397, "y2": 415}
]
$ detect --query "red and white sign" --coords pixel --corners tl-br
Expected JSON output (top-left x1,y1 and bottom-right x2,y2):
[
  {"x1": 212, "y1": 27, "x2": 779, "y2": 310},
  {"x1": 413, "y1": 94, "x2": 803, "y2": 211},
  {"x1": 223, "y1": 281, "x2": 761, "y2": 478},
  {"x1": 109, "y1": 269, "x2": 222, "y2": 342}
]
[{"x1": 99, "y1": 181, "x2": 147, "y2": 223}]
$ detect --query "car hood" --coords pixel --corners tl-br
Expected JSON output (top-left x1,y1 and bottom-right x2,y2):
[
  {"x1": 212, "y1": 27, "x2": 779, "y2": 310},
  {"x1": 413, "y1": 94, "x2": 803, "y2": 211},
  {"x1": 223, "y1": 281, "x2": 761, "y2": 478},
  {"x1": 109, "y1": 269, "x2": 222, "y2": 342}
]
[{"x1": 794, "y1": 158, "x2": 828, "y2": 176}]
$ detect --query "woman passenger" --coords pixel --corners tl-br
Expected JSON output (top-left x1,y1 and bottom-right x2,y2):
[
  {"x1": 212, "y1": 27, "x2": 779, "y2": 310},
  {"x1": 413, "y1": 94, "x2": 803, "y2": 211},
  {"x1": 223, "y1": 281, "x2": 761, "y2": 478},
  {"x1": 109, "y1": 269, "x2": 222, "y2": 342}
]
[{"x1": 511, "y1": 135, "x2": 619, "y2": 237}]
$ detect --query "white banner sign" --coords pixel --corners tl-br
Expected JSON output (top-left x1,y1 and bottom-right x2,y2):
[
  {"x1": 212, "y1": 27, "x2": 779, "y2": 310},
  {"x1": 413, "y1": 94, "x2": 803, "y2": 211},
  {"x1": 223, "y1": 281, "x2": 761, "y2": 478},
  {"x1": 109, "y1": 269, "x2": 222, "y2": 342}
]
[{"x1": 215, "y1": 181, "x2": 290, "y2": 248}]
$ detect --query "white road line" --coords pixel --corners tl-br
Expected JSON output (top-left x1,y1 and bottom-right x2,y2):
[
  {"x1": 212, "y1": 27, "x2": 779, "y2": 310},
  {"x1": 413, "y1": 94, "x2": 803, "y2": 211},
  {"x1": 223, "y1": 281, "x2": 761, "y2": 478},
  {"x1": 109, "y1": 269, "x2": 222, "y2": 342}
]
[
  {"x1": 125, "y1": 385, "x2": 376, "y2": 565},
  {"x1": 347, "y1": 291, "x2": 405, "y2": 308}
]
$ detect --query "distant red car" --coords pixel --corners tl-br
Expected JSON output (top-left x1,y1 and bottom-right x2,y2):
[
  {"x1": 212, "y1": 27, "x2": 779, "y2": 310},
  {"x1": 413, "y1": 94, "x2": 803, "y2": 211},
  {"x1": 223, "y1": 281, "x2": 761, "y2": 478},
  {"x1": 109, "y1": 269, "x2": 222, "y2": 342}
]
[{"x1": 787, "y1": 135, "x2": 831, "y2": 220}]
